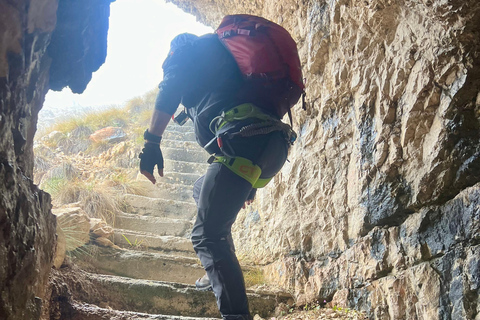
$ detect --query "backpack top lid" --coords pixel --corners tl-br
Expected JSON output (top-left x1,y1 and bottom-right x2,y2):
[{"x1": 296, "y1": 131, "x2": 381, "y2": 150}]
[{"x1": 216, "y1": 14, "x2": 305, "y2": 92}]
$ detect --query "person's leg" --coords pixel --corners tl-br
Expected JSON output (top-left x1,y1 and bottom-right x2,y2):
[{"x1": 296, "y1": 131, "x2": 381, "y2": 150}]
[
  {"x1": 191, "y1": 162, "x2": 253, "y2": 318},
  {"x1": 192, "y1": 175, "x2": 214, "y2": 290},
  {"x1": 192, "y1": 175, "x2": 205, "y2": 206},
  {"x1": 191, "y1": 130, "x2": 288, "y2": 319}
]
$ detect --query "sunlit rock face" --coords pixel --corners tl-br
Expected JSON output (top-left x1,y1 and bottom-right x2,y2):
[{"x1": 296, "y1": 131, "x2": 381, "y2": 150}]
[
  {"x1": 0, "y1": 1, "x2": 112, "y2": 319},
  {"x1": 169, "y1": 0, "x2": 480, "y2": 318}
]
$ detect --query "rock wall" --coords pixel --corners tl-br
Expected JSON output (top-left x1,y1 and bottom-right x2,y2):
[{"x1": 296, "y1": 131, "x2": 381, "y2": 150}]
[
  {"x1": 0, "y1": 1, "x2": 112, "y2": 319},
  {"x1": 169, "y1": 0, "x2": 480, "y2": 318}
]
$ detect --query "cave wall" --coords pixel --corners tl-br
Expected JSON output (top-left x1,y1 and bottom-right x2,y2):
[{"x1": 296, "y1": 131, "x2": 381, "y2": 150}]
[
  {"x1": 0, "y1": 1, "x2": 112, "y2": 319},
  {"x1": 168, "y1": 0, "x2": 480, "y2": 318}
]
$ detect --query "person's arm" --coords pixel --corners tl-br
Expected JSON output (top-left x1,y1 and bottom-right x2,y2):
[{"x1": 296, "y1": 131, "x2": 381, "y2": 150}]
[
  {"x1": 139, "y1": 33, "x2": 198, "y2": 184},
  {"x1": 139, "y1": 109, "x2": 173, "y2": 184},
  {"x1": 148, "y1": 109, "x2": 172, "y2": 137}
]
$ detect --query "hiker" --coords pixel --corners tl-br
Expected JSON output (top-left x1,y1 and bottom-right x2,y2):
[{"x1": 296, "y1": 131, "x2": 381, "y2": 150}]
[{"x1": 139, "y1": 15, "x2": 304, "y2": 320}]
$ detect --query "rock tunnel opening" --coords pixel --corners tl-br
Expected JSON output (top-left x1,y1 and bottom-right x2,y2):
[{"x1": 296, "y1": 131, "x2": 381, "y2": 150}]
[{"x1": 1, "y1": 0, "x2": 480, "y2": 319}]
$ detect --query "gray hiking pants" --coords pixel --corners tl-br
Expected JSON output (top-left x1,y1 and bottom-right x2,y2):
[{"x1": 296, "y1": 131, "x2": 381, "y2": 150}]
[{"x1": 191, "y1": 130, "x2": 288, "y2": 319}]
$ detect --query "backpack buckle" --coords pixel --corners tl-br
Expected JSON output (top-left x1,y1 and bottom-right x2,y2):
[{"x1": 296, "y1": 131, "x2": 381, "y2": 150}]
[{"x1": 222, "y1": 30, "x2": 235, "y2": 38}]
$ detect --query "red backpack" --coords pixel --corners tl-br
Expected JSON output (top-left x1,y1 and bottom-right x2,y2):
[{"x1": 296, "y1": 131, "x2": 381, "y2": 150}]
[{"x1": 216, "y1": 14, "x2": 305, "y2": 121}]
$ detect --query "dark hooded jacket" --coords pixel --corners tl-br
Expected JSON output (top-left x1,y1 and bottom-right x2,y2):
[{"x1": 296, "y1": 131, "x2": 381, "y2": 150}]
[{"x1": 154, "y1": 33, "x2": 279, "y2": 148}]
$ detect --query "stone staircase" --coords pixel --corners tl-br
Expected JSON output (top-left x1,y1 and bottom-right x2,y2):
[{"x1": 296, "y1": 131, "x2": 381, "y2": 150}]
[{"x1": 70, "y1": 121, "x2": 292, "y2": 319}]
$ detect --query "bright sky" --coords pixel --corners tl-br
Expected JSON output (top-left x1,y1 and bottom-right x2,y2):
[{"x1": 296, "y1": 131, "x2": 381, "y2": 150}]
[{"x1": 43, "y1": 0, "x2": 212, "y2": 109}]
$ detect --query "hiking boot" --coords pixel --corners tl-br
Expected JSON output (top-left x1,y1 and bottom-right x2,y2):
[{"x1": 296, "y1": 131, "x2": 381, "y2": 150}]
[{"x1": 195, "y1": 273, "x2": 212, "y2": 291}]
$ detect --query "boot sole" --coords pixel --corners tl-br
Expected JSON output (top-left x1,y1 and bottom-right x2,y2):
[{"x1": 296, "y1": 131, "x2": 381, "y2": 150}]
[{"x1": 195, "y1": 281, "x2": 212, "y2": 291}]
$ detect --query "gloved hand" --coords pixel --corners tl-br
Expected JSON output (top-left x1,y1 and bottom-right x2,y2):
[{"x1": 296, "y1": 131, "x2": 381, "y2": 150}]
[
  {"x1": 242, "y1": 188, "x2": 256, "y2": 209},
  {"x1": 139, "y1": 142, "x2": 164, "y2": 184}
]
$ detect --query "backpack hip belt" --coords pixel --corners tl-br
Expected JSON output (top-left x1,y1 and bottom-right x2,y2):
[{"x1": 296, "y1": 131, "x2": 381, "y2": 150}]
[
  {"x1": 205, "y1": 103, "x2": 297, "y2": 157},
  {"x1": 204, "y1": 103, "x2": 296, "y2": 188},
  {"x1": 211, "y1": 155, "x2": 272, "y2": 188}
]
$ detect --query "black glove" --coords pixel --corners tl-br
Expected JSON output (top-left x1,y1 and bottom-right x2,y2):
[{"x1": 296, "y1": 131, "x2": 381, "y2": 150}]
[{"x1": 139, "y1": 142, "x2": 164, "y2": 183}]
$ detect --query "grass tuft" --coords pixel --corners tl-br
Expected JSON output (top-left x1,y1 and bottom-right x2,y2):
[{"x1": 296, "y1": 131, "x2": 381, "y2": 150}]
[
  {"x1": 43, "y1": 177, "x2": 69, "y2": 197},
  {"x1": 46, "y1": 179, "x2": 119, "y2": 224},
  {"x1": 78, "y1": 186, "x2": 118, "y2": 224},
  {"x1": 243, "y1": 267, "x2": 266, "y2": 288},
  {"x1": 106, "y1": 172, "x2": 149, "y2": 196}
]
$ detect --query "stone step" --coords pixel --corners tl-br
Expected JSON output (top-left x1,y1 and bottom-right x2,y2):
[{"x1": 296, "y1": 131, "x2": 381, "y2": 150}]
[
  {"x1": 161, "y1": 171, "x2": 203, "y2": 186},
  {"x1": 113, "y1": 229, "x2": 196, "y2": 257},
  {"x1": 114, "y1": 212, "x2": 192, "y2": 237},
  {"x1": 165, "y1": 121, "x2": 195, "y2": 132},
  {"x1": 70, "y1": 301, "x2": 220, "y2": 320},
  {"x1": 136, "y1": 172, "x2": 200, "y2": 187},
  {"x1": 162, "y1": 147, "x2": 209, "y2": 164},
  {"x1": 133, "y1": 178, "x2": 195, "y2": 203},
  {"x1": 164, "y1": 158, "x2": 209, "y2": 175},
  {"x1": 73, "y1": 271, "x2": 293, "y2": 318},
  {"x1": 161, "y1": 139, "x2": 201, "y2": 150},
  {"x1": 123, "y1": 194, "x2": 197, "y2": 219},
  {"x1": 74, "y1": 246, "x2": 204, "y2": 285},
  {"x1": 162, "y1": 130, "x2": 197, "y2": 142}
]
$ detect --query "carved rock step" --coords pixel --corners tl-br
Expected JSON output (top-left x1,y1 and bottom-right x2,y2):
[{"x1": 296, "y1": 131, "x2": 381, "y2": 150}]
[
  {"x1": 74, "y1": 271, "x2": 293, "y2": 318},
  {"x1": 135, "y1": 172, "x2": 201, "y2": 188},
  {"x1": 161, "y1": 139, "x2": 202, "y2": 150},
  {"x1": 74, "y1": 246, "x2": 204, "y2": 285},
  {"x1": 165, "y1": 121, "x2": 195, "y2": 133},
  {"x1": 132, "y1": 180, "x2": 195, "y2": 203},
  {"x1": 113, "y1": 229, "x2": 196, "y2": 257},
  {"x1": 162, "y1": 147, "x2": 209, "y2": 164},
  {"x1": 123, "y1": 194, "x2": 197, "y2": 219},
  {"x1": 114, "y1": 212, "x2": 192, "y2": 237},
  {"x1": 70, "y1": 302, "x2": 219, "y2": 320},
  {"x1": 161, "y1": 171, "x2": 203, "y2": 186},
  {"x1": 162, "y1": 130, "x2": 197, "y2": 142},
  {"x1": 163, "y1": 158, "x2": 209, "y2": 175}
]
